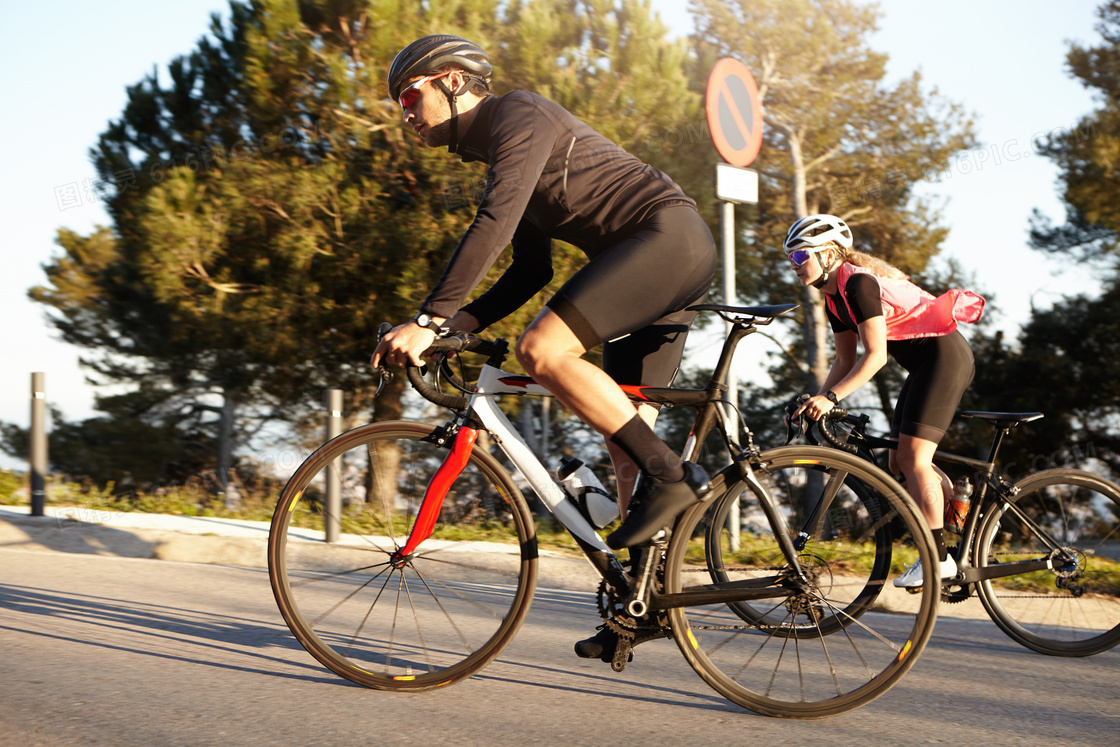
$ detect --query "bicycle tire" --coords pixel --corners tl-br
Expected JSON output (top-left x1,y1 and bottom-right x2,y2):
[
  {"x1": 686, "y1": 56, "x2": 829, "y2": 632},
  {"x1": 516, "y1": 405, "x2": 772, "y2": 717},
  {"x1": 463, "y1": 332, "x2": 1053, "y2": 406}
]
[
  {"x1": 268, "y1": 421, "x2": 538, "y2": 691},
  {"x1": 704, "y1": 467, "x2": 892, "y2": 637},
  {"x1": 665, "y1": 445, "x2": 939, "y2": 718},
  {"x1": 975, "y1": 468, "x2": 1120, "y2": 656}
]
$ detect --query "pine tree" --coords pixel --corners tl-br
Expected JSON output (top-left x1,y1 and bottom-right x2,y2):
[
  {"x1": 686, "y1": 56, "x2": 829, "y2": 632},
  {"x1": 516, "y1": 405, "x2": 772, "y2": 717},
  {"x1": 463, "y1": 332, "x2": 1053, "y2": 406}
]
[{"x1": 24, "y1": 0, "x2": 697, "y2": 486}]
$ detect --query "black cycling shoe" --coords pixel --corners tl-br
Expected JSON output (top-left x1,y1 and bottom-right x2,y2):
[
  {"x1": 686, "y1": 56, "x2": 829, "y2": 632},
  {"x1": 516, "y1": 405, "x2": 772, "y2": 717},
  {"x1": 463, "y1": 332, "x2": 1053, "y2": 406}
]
[
  {"x1": 606, "y1": 462, "x2": 710, "y2": 550},
  {"x1": 574, "y1": 623, "x2": 671, "y2": 664},
  {"x1": 574, "y1": 626, "x2": 627, "y2": 663}
]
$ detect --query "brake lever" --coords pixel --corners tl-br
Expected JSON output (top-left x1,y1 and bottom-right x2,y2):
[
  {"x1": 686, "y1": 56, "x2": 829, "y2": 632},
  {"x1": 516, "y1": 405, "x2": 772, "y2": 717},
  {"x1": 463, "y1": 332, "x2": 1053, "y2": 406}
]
[
  {"x1": 783, "y1": 394, "x2": 811, "y2": 445},
  {"x1": 374, "y1": 321, "x2": 395, "y2": 397}
]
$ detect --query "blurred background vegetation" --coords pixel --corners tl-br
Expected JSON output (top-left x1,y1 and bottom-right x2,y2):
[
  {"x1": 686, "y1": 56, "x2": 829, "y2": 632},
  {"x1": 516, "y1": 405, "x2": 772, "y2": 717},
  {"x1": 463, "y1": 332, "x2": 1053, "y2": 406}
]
[{"x1": 3, "y1": 0, "x2": 1119, "y2": 513}]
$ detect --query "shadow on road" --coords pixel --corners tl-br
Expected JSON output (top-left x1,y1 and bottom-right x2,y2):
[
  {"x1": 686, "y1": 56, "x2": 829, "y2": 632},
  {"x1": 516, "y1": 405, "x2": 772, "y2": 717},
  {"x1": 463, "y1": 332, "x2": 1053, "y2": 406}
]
[{"x1": 0, "y1": 582, "x2": 349, "y2": 686}]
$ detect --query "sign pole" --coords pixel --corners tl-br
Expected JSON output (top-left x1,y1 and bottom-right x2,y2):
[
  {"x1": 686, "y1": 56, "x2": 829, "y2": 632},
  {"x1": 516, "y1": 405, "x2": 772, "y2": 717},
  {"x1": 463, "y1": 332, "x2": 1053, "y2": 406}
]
[
  {"x1": 707, "y1": 58, "x2": 764, "y2": 555},
  {"x1": 720, "y1": 201, "x2": 741, "y2": 549}
]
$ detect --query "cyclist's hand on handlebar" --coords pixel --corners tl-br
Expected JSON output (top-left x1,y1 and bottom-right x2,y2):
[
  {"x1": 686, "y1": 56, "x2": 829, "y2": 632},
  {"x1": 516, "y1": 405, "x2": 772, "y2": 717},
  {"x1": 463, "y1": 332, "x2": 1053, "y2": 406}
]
[
  {"x1": 793, "y1": 393, "x2": 836, "y2": 421},
  {"x1": 371, "y1": 321, "x2": 438, "y2": 369}
]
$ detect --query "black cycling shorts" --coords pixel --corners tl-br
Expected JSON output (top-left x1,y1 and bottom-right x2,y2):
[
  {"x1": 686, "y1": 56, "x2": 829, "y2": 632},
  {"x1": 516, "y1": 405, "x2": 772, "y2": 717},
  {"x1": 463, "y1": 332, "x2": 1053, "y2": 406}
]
[
  {"x1": 546, "y1": 205, "x2": 717, "y2": 387},
  {"x1": 890, "y1": 330, "x2": 975, "y2": 442}
]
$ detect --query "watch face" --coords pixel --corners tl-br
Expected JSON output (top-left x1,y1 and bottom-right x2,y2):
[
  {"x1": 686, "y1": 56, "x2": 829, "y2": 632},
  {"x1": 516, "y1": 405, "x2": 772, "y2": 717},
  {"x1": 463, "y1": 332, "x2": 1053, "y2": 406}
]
[{"x1": 416, "y1": 313, "x2": 432, "y2": 327}]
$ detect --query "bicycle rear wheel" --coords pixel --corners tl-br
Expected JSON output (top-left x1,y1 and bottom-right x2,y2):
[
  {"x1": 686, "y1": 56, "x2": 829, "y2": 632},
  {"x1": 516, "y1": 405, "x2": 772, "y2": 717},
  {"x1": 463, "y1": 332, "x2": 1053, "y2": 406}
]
[
  {"x1": 975, "y1": 468, "x2": 1120, "y2": 656},
  {"x1": 268, "y1": 421, "x2": 538, "y2": 690},
  {"x1": 666, "y1": 446, "x2": 939, "y2": 718},
  {"x1": 705, "y1": 467, "x2": 892, "y2": 636}
]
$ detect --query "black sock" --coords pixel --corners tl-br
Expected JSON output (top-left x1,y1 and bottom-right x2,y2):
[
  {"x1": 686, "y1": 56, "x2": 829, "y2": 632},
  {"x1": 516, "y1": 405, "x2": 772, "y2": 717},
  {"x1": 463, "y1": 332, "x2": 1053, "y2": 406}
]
[
  {"x1": 931, "y1": 528, "x2": 948, "y2": 562},
  {"x1": 609, "y1": 415, "x2": 685, "y2": 484}
]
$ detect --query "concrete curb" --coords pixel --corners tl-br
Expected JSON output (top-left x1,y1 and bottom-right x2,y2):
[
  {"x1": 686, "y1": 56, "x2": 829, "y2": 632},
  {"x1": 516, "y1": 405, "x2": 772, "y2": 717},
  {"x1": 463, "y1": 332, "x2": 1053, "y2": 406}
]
[{"x1": 0, "y1": 505, "x2": 602, "y2": 591}]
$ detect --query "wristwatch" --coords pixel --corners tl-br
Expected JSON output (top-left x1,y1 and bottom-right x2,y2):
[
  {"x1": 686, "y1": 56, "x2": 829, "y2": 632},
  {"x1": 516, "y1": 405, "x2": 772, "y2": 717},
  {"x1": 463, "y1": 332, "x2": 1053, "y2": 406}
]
[
  {"x1": 413, "y1": 312, "x2": 443, "y2": 331},
  {"x1": 825, "y1": 390, "x2": 840, "y2": 404}
]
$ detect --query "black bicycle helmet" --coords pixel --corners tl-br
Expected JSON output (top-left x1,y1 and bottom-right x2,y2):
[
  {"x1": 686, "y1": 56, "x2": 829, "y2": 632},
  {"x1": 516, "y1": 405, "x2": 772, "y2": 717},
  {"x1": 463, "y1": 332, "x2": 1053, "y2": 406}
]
[{"x1": 387, "y1": 34, "x2": 492, "y2": 102}]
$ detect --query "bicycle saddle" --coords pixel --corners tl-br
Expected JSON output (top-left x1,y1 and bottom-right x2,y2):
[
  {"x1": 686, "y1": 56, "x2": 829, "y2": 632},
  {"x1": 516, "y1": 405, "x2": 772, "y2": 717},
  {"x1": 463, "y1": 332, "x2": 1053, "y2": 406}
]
[
  {"x1": 687, "y1": 303, "x2": 797, "y2": 318},
  {"x1": 960, "y1": 411, "x2": 1045, "y2": 426}
]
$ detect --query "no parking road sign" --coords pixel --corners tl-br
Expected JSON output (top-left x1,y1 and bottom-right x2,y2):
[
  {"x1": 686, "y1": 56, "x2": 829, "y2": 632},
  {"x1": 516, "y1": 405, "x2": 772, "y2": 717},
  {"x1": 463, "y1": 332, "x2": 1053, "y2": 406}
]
[{"x1": 706, "y1": 58, "x2": 763, "y2": 167}]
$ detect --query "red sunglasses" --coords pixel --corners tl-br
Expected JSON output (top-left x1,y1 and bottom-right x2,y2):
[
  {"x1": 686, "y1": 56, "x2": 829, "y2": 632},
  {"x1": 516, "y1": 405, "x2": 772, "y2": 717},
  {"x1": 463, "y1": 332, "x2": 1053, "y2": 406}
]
[{"x1": 398, "y1": 72, "x2": 450, "y2": 110}]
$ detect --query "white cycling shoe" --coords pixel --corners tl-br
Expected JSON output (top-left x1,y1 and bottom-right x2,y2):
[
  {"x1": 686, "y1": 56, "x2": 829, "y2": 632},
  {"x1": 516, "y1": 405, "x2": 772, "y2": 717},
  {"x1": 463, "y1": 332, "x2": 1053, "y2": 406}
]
[{"x1": 893, "y1": 556, "x2": 958, "y2": 588}]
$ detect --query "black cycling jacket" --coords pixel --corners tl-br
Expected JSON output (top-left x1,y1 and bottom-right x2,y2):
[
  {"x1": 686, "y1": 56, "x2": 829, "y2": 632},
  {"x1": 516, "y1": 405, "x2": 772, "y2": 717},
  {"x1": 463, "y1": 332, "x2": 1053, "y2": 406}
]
[{"x1": 419, "y1": 90, "x2": 696, "y2": 328}]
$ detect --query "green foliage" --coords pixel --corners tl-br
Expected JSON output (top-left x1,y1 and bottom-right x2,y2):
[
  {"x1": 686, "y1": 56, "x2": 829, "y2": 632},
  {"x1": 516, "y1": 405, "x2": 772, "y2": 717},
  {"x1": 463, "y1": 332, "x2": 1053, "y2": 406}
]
[
  {"x1": 1030, "y1": 0, "x2": 1120, "y2": 266},
  {"x1": 964, "y1": 280, "x2": 1120, "y2": 476},
  {"x1": 25, "y1": 0, "x2": 984, "y2": 494},
  {"x1": 0, "y1": 470, "x2": 22, "y2": 505}
]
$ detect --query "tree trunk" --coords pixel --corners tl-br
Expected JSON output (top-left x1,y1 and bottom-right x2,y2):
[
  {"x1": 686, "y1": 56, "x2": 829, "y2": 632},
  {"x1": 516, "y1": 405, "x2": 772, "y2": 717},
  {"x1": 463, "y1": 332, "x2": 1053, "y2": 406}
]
[
  {"x1": 788, "y1": 129, "x2": 830, "y2": 392},
  {"x1": 802, "y1": 285, "x2": 830, "y2": 391},
  {"x1": 218, "y1": 388, "x2": 239, "y2": 509}
]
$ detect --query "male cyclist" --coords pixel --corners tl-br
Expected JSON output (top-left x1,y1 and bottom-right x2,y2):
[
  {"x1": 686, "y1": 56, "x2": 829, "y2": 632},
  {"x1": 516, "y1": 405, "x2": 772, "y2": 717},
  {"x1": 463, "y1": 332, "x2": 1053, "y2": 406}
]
[{"x1": 371, "y1": 35, "x2": 717, "y2": 662}]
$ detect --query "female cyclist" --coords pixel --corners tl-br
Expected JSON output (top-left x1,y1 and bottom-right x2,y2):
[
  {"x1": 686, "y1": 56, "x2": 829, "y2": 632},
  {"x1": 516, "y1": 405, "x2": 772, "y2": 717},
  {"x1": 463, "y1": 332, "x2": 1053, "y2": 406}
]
[{"x1": 787, "y1": 214, "x2": 985, "y2": 586}]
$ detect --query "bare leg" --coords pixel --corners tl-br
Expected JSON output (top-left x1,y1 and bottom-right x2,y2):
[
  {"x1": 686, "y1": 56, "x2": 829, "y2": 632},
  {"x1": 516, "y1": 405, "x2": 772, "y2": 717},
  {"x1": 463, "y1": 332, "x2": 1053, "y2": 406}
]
[
  {"x1": 891, "y1": 434, "x2": 951, "y2": 529},
  {"x1": 519, "y1": 308, "x2": 702, "y2": 551},
  {"x1": 516, "y1": 309, "x2": 642, "y2": 439}
]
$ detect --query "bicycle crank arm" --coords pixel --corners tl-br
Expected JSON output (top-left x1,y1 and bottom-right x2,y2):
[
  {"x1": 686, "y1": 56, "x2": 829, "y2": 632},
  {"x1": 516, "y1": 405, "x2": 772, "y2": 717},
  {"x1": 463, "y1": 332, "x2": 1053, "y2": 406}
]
[
  {"x1": 649, "y1": 578, "x2": 794, "y2": 610},
  {"x1": 626, "y1": 543, "x2": 665, "y2": 618},
  {"x1": 958, "y1": 558, "x2": 1052, "y2": 584}
]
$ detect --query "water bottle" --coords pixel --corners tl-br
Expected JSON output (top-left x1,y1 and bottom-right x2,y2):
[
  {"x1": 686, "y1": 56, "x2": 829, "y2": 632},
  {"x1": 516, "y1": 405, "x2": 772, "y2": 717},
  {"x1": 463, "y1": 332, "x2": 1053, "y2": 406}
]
[
  {"x1": 945, "y1": 476, "x2": 973, "y2": 534},
  {"x1": 557, "y1": 457, "x2": 618, "y2": 530}
]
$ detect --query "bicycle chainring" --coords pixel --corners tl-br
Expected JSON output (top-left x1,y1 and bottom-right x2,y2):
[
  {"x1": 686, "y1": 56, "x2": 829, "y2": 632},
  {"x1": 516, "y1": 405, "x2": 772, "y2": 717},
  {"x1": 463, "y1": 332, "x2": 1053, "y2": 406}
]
[
  {"x1": 596, "y1": 578, "x2": 629, "y2": 623},
  {"x1": 940, "y1": 583, "x2": 971, "y2": 604},
  {"x1": 595, "y1": 558, "x2": 671, "y2": 639}
]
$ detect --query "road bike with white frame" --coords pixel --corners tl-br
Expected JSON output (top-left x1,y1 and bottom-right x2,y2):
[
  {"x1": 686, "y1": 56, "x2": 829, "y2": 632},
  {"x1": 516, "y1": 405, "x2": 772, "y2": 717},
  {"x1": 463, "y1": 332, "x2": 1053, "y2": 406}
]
[{"x1": 267, "y1": 304, "x2": 940, "y2": 718}]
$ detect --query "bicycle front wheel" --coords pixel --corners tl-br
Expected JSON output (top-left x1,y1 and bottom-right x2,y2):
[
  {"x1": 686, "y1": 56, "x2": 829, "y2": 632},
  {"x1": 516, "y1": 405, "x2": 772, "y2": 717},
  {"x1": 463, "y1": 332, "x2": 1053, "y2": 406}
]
[
  {"x1": 268, "y1": 421, "x2": 538, "y2": 690},
  {"x1": 666, "y1": 446, "x2": 939, "y2": 718},
  {"x1": 975, "y1": 468, "x2": 1120, "y2": 656}
]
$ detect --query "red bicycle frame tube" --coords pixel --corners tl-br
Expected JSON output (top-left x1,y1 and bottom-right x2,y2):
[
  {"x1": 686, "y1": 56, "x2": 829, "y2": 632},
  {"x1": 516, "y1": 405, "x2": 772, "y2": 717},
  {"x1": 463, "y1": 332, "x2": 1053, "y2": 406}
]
[{"x1": 396, "y1": 426, "x2": 478, "y2": 557}]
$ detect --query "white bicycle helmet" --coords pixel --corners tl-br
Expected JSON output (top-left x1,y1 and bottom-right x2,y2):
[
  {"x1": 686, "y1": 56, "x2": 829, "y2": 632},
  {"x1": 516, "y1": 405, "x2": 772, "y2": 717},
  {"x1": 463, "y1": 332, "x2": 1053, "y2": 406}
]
[{"x1": 783, "y1": 214, "x2": 854, "y2": 253}]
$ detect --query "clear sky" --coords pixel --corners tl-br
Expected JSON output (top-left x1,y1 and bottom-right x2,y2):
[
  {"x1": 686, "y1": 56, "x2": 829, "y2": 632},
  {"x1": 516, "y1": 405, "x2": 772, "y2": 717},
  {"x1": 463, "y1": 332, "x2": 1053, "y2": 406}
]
[{"x1": 0, "y1": 1, "x2": 1106, "y2": 470}]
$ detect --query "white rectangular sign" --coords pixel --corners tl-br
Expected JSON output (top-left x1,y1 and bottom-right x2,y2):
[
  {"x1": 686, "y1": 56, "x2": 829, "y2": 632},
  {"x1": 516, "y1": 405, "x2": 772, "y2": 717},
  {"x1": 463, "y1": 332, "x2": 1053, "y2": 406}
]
[{"x1": 715, "y1": 163, "x2": 759, "y2": 204}]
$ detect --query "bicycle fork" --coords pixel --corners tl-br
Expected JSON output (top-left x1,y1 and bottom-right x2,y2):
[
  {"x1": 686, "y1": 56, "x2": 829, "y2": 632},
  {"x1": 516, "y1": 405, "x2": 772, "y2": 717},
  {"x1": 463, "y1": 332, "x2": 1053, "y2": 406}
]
[{"x1": 392, "y1": 425, "x2": 479, "y2": 562}]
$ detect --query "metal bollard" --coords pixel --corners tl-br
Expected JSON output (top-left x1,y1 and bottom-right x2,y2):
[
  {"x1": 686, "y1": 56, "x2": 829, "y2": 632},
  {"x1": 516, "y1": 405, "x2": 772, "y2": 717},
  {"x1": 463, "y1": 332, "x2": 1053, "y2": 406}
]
[
  {"x1": 30, "y1": 373, "x2": 47, "y2": 517},
  {"x1": 324, "y1": 389, "x2": 343, "y2": 543}
]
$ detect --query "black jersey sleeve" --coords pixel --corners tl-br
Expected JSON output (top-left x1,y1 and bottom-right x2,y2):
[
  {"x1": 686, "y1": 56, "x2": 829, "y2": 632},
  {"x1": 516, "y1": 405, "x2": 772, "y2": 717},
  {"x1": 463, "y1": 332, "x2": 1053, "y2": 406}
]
[
  {"x1": 460, "y1": 220, "x2": 554, "y2": 330},
  {"x1": 420, "y1": 95, "x2": 559, "y2": 318},
  {"x1": 828, "y1": 272, "x2": 884, "y2": 332},
  {"x1": 845, "y1": 273, "x2": 884, "y2": 324}
]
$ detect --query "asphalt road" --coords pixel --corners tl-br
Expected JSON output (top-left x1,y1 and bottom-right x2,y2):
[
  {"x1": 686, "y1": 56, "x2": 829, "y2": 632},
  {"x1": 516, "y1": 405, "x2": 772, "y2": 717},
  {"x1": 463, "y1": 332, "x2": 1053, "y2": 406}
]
[{"x1": 2, "y1": 548, "x2": 1117, "y2": 746}]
